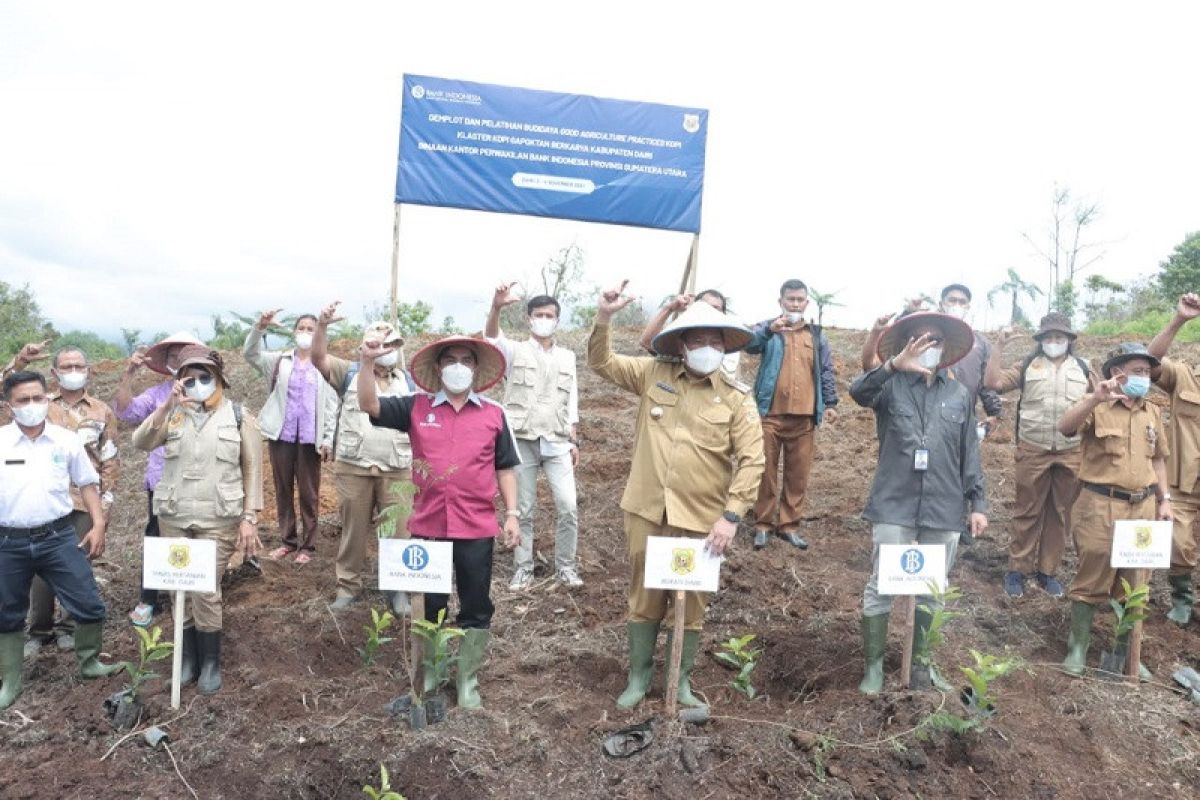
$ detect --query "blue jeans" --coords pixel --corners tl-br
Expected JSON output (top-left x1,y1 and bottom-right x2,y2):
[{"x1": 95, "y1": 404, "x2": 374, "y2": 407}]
[{"x1": 0, "y1": 522, "x2": 106, "y2": 633}]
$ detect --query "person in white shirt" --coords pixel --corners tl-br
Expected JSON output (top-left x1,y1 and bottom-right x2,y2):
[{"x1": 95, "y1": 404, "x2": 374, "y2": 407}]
[
  {"x1": 485, "y1": 284, "x2": 581, "y2": 589},
  {"x1": 0, "y1": 370, "x2": 119, "y2": 710}
]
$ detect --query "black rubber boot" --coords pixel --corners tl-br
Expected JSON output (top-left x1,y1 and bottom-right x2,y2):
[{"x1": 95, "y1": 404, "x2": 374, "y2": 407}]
[
  {"x1": 178, "y1": 626, "x2": 198, "y2": 685},
  {"x1": 1167, "y1": 574, "x2": 1194, "y2": 625},
  {"x1": 196, "y1": 630, "x2": 222, "y2": 695}
]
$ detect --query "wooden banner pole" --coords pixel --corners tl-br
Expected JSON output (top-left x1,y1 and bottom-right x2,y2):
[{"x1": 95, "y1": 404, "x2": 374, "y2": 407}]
[
  {"x1": 411, "y1": 592, "x2": 425, "y2": 694},
  {"x1": 900, "y1": 595, "x2": 916, "y2": 689},
  {"x1": 664, "y1": 590, "x2": 687, "y2": 717},
  {"x1": 1127, "y1": 568, "x2": 1148, "y2": 680},
  {"x1": 677, "y1": 234, "x2": 700, "y2": 296}
]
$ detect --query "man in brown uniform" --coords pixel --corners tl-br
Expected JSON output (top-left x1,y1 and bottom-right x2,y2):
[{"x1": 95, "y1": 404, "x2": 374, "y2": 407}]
[
  {"x1": 589, "y1": 284, "x2": 765, "y2": 709},
  {"x1": 25, "y1": 347, "x2": 121, "y2": 656},
  {"x1": 984, "y1": 313, "x2": 1094, "y2": 599},
  {"x1": 1147, "y1": 292, "x2": 1200, "y2": 624},
  {"x1": 1058, "y1": 344, "x2": 1171, "y2": 678}
]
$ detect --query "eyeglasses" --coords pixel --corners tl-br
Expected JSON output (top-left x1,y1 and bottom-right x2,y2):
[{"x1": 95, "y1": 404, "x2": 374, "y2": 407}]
[{"x1": 181, "y1": 374, "x2": 214, "y2": 389}]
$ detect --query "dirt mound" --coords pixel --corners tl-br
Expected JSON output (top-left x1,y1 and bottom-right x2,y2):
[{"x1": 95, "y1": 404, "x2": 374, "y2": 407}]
[{"x1": 2, "y1": 329, "x2": 1199, "y2": 799}]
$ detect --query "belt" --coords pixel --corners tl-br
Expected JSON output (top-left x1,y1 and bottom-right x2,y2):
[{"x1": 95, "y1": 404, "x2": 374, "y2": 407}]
[
  {"x1": 0, "y1": 514, "x2": 74, "y2": 538},
  {"x1": 1081, "y1": 482, "x2": 1157, "y2": 504}
]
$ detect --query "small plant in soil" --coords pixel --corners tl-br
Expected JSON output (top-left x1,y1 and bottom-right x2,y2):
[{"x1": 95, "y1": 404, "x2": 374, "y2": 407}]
[
  {"x1": 121, "y1": 625, "x2": 174, "y2": 702},
  {"x1": 362, "y1": 764, "x2": 407, "y2": 800},
  {"x1": 810, "y1": 735, "x2": 836, "y2": 783},
  {"x1": 1109, "y1": 578, "x2": 1150, "y2": 638},
  {"x1": 914, "y1": 581, "x2": 963, "y2": 671},
  {"x1": 918, "y1": 649, "x2": 1023, "y2": 739},
  {"x1": 411, "y1": 608, "x2": 465, "y2": 698},
  {"x1": 358, "y1": 608, "x2": 395, "y2": 668},
  {"x1": 714, "y1": 633, "x2": 762, "y2": 699}
]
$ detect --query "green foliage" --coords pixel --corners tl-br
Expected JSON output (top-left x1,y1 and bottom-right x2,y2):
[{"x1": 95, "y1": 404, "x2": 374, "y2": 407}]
[
  {"x1": 810, "y1": 735, "x2": 836, "y2": 783},
  {"x1": 915, "y1": 581, "x2": 963, "y2": 667},
  {"x1": 362, "y1": 765, "x2": 407, "y2": 800},
  {"x1": 437, "y1": 316, "x2": 462, "y2": 335},
  {"x1": 53, "y1": 330, "x2": 124, "y2": 363},
  {"x1": 959, "y1": 649, "x2": 1021, "y2": 711},
  {"x1": 120, "y1": 328, "x2": 141, "y2": 355},
  {"x1": 1051, "y1": 280, "x2": 1078, "y2": 322},
  {"x1": 571, "y1": 294, "x2": 648, "y2": 329},
  {"x1": 714, "y1": 633, "x2": 762, "y2": 699},
  {"x1": 376, "y1": 482, "x2": 418, "y2": 539},
  {"x1": 808, "y1": 287, "x2": 843, "y2": 327},
  {"x1": 1109, "y1": 578, "x2": 1150, "y2": 638},
  {"x1": 357, "y1": 608, "x2": 395, "y2": 668},
  {"x1": 120, "y1": 625, "x2": 174, "y2": 702},
  {"x1": 207, "y1": 314, "x2": 250, "y2": 350},
  {"x1": 1085, "y1": 308, "x2": 1200, "y2": 342},
  {"x1": 987, "y1": 267, "x2": 1044, "y2": 326},
  {"x1": 367, "y1": 301, "x2": 434, "y2": 339},
  {"x1": 1157, "y1": 230, "x2": 1200, "y2": 303},
  {"x1": 0, "y1": 280, "x2": 57, "y2": 362},
  {"x1": 411, "y1": 609, "x2": 465, "y2": 697}
]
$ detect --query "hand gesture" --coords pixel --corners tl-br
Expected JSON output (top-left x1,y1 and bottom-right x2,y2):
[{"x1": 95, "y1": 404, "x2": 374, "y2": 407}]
[
  {"x1": 17, "y1": 339, "x2": 52, "y2": 366},
  {"x1": 359, "y1": 338, "x2": 392, "y2": 362},
  {"x1": 598, "y1": 280, "x2": 636, "y2": 317},
  {"x1": 256, "y1": 308, "x2": 284, "y2": 331},
  {"x1": 1093, "y1": 374, "x2": 1125, "y2": 402},
  {"x1": 667, "y1": 293, "x2": 694, "y2": 313},
  {"x1": 768, "y1": 315, "x2": 790, "y2": 333},
  {"x1": 492, "y1": 281, "x2": 522, "y2": 309},
  {"x1": 890, "y1": 333, "x2": 938, "y2": 376},
  {"x1": 823, "y1": 407, "x2": 839, "y2": 424},
  {"x1": 319, "y1": 301, "x2": 344, "y2": 327},
  {"x1": 904, "y1": 296, "x2": 932, "y2": 313},
  {"x1": 125, "y1": 345, "x2": 148, "y2": 375},
  {"x1": 78, "y1": 525, "x2": 106, "y2": 559},
  {"x1": 705, "y1": 516, "x2": 737, "y2": 557},
  {"x1": 870, "y1": 313, "x2": 894, "y2": 334},
  {"x1": 1179, "y1": 293, "x2": 1200, "y2": 320},
  {"x1": 968, "y1": 513, "x2": 988, "y2": 539},
  {"x1": 997, "y1": 326, "x2": 1024, "y2": 347}
]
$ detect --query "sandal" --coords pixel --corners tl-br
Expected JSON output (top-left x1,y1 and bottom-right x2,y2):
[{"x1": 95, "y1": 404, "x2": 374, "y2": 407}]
[
  {"x1": 293, "y1": 552, "x2": 312, "y2": 565},
  {"x1": 268, "y1": 546, "x2": 293, "y2": 560},
  {"x1": 602, "y1": 720, "x2": 654, "y2": 758}
]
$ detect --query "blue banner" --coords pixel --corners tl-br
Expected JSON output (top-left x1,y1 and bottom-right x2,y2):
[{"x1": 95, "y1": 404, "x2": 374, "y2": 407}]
[{"x1": 396, "y1": 74, "x2": 708, "y2": 233}]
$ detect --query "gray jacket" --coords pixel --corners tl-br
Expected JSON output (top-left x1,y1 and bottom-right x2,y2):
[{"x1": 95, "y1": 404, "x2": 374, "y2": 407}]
[{"x1": 850, "y1": 365, "x2": 987, "y2": 530}]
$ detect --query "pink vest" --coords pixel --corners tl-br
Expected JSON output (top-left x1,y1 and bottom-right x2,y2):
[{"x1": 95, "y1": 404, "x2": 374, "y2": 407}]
[{"x1": 406, "y1": 394, "x2": 507, "y2": 540}]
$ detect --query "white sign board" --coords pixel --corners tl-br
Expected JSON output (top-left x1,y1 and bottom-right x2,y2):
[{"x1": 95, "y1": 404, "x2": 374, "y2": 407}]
[
  {"x1": 143, "y1": 537, "x2": 217, "y2": 593},
  {"x1": 877, "y1": 544, "x2": 948, "y2": 595},
  {"x1": 1111, "y1": 520, "x2": 1171, "y2": 569},
  {"x1": 379, "y1": 539, "x2": 453, "y2": 594},
  {"x1": 643, "y1": 536, "x2": 721, "y2": 592}
]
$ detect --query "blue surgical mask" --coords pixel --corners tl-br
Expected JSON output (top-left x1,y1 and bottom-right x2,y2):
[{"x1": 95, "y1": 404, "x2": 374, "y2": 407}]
[{"x1": 1122, "y1": 375, "x2": 1151, "y2": 398}]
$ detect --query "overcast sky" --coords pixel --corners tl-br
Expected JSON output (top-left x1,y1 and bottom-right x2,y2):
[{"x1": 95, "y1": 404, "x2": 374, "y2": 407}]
[{"x1": 2, "y1": 2, "x2": 1199, "y2": 344}]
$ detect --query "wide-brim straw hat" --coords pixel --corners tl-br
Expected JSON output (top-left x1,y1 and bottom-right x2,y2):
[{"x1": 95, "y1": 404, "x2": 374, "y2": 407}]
[
  {"x1": 144, "y1": 331, "x2": 205, "y2": 375},
  {"x1": 1034, "y1": 312, "x2": 1077, "y2": 340},
  {"x1": 650, "y1": 301, "x2": 754, "y2": 358},
  {"x1": 174, "y1": 345, "x2": 230, "y2": 387},
  {"x1": 876, "y1": 311, "x2": 974, "y2": 369},
  {"x1": 409, "y1": 336, "x2": 507, "y2": 394},
  {"x1": 1101, "y1": 342, "x2": 1160, "y2": 379},
  {"x1": 363, "y1": 321, "x2": 404, "y2": 347}
]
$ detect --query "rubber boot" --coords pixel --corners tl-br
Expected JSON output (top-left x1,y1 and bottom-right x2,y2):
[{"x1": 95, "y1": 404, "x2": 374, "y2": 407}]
[
  {"x1": 73, "y1": 622, "x2": 120, "y2": 679},
  {"x1": 0, "y1": 632, "x2": 25, "y2": 710},
  {"x1": 422, "y1": 646, "x2": 449, "y2": 696},
  {"x1": 196, "y1": 630, "x2": 223, "y2": 694},
  {"x1": 1061, "y1": 601, "x2": 1095, "y2": 676},
  {"x1": 616, "y1": 622, "x2": 659, "y2": 709},
  {"x1": 1167, "y1": 574, "x2": 1194, "y2": 626},
  {"x1": 665, "y1": 630, "x2": 706, "y2": 709},
  {"x1": 178, "y1": 626, "x2": 198, "y2": 685},
  {"x1": 858, "y1": 614, "x2": 889, "y2": 695},
  {"x1": 1112, "y1": 628, "x2": 1153, "y2": 682},
  {"x1": 455, "y1": 628, "x2": 490, "y2": 710},
  {"x1": 910, "y1": 607, "x2": 953, "y2": 691}
]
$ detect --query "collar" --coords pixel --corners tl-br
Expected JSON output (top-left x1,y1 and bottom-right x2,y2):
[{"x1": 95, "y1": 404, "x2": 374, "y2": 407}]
[
  {"x1": 671, "y1": 361, "x2": 721, "y2": 388},
  {"x1": 2, "y1": 421, "x2": 54, "y2": 445},
  {"x1": 432, "y1": 390, "x2": 482, "y2": 407},
  {"x1": 49, "y1": 391, "x2": 97, "y2": 409},
  {"x1": 903, "y1": 369, "x2": 948, "y2": 386}
]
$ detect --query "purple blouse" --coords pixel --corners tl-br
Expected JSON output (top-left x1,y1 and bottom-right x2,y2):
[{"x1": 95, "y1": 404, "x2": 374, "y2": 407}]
[
  {"x1": 115, "y1": 380, "x2": 173, "y2": 490},
  {"x1": 279, "y1": 355, "x2": 318, "y2": 445}
]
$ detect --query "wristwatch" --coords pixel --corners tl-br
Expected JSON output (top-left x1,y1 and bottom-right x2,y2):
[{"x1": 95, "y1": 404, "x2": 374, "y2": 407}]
[
  {"x1": 241, "y1": 512, "x2": 258, "y2": 525},
  {"x1": 721, "y1": 511, "x2": 741, "y2": 524}
]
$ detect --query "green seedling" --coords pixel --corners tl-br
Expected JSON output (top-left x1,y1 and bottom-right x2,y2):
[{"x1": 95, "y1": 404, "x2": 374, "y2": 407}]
[
  {"x1": 810, "y1": 735, "x2": 836, "y2": 783},
  {"x1": 120, "y1": 625, "x2": 174, "y2": 703},
  {"x1": 917, "y1": 649, "x2": 1024, "y2": 739},
  {"x1": 376, "y1": 482, "x2": 418, "y2": 539},
  {"x1": 358, "y1": 608, "x2": 395, "y2": 668},
  {"x1": 410, "y1": 608, "x2": 465, "y2": 700},
  {"x1": 362, "y1": 765, "x2": 407, "y2": 800},
  {"x1": 1110, "y1": 578, "x2": 1150, "y2": 638},
  {"x1": 915, "y1": 581, "x2": 963, "y2": 667},
  {"x1": 714, "y1": 633, "x2": 762, "y2": 699}
]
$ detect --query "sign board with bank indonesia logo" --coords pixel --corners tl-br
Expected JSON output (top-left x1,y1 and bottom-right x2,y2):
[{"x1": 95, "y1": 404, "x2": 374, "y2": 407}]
[
  {"x1": 643, "y1": 536, "x2": 721, "y2": 592},
  {"x1": 379, "y1": 539, "x2": 454, "y2": 593},
  {"x1": 877, "y1": 544, "x2": 948, "y2": 595}
]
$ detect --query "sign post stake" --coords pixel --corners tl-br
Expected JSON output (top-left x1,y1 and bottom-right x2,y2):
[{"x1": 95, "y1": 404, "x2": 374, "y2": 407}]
[
  {"x1": 899, "y1": 595, "x2": 916, "y2": 689},
  {"x1": 664, "y1": 590, "x2": 686, "y2": 718},
  {"x1": 1127, "y1": 568, "x2": 1148, "y2": 680},
  {"x1": 389, "y1": 204, "x2": 402, "y2": 327},
  {"x1": 411, "y1": 591, "x2": 425, "y2": 693},
  {"x1": 170, "y1": 589, "x2": 185, "y2": 710}
]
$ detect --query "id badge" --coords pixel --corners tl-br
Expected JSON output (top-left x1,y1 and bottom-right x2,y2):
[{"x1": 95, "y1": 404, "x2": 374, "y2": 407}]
[{"x1": 914, "y1": 448, "x2": 929, "y2": 471}]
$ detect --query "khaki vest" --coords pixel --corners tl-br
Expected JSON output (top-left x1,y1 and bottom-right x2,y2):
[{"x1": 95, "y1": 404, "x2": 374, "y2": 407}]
[
  {"x1": 155, "y1": 402, "x2": 244, "y2": 523},
  {"x1": 1018, "y1": 354, "x2": 1089, "y2": 451},
  {"x1": 502, "y1": 339, "x2": 575, "y2": 441},
  {"x1": 335, "y1": 374, "x2": 412, "y2": 470}
]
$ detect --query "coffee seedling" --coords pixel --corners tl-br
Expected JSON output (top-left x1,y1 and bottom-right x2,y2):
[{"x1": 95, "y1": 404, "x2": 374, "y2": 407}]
[
  {"x1": 358, "y1": 608, "x2": 396, "y2": 668},
  {"x1": 918, "y1": 649, "x2": 1023, "y2": 739},
  {"x1": 714, "y1": 633, "x2": 762, "y2": 699},
  {"x1": 121, "y1": 625, "x2": 174, "y2": 703},
  {"x1": 411, "y1": 608, "x2": 465, "y2": 699},
  {"x1": 1110, "y1": 578, "x2": 1150, "y2": 638},
  {"x1": 362, "y1": 765, "x2": 407, "y2": 800},
  {"x1": 915, "y1": 581, "x2": 963, "y2": 669}
]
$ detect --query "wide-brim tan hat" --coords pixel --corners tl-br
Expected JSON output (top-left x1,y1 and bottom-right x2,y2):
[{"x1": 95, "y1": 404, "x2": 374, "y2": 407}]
[
  {"x1": 144, "y1": 331, "x2": 205, "y2": 375},
  {"x1": 1034, "y1": 312, "x2": 1077, "y2": 340},
  {"x1": 174, "y1": 344, "x2": 230, "y2": 387},
  {"x1": 409, "y1": 336, "x2": 507, "y2": 394},
  {"x1": 650, "y1": 301, "x2": 753, "y2": 358},
  {"x1": 876, "y1": 311, "x2": 974, "y2": 369},
  {"x1": 363, "y1": 321, "x2": 404, "y2": 347}
]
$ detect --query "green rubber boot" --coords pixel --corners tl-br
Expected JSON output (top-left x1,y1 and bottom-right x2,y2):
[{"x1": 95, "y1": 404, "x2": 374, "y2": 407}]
[
  {"x1": 858, "y1": 614, "x2": 889, "y2": 695},
  {"x1": 74, "y1": 622, "x2": 120, "y2": 679},
  {"x1": 1061, "y1": 601, "x2": 1095, "y2": 676},
  {"x1": 911, "y1": 606, "x2": 953, "y2": 691},
  {"x1": 1166, "y1": 574, "x2": 1194, "y2": 626},
  {"x1": 616, "y1": 622, "x2": 659, "y2": 709},
  {"x1": 455, "y1": 628, "x2": 490, "y2": 710},
  {"x1": 666, "y1": 630, "x2": 706, "y2": 709},
  {"x1": 423, "y1": 644, "x2": 450, "y2": 695},
  {"x1": 0, "y1": 632, "x2": 24, "y2": 709}
]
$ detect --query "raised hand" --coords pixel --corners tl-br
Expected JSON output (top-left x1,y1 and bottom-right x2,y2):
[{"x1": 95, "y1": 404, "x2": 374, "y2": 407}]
[
  {"x1": 1178, "y1": 293, "x2": 1200, "y2": 320},
  {"x1": 319, "y1": 301, "x2": 344, "y2": 326},
  {"x1": 17, "y1": 339, "x2": 52, "y2": 365},
  {"x1": 492, "y1": 281, "x2": 523, "y2": 309},
  {"x1": 358, "y1": 338, "x2": 393, "y2": 362},
  {"x1": 891, "y1": 333, "x2": 938, "y2": 376},
  {"x1": 667, "y1": 293, "x2": 694, "y2": 313},
  {"x1": 256, "y1": 308, "x2": 284, "y2": 331},
  {"x1": 1093, "y1": 375, "x2": 1125, "y2": 402},
  {"x1": 598, "y1": 280, "x2": 636, "y2": 317},
  {"x1": 870, "y1": 313, "x2": 894, "y2": 334},
  {"x1": 125, "y1": 345, "x2": 149, "y2": 375}
]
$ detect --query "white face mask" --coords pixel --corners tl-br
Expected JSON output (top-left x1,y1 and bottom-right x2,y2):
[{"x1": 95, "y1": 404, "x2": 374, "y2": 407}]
[
  {"x1": 942, "y1": 305, "x2": 969, "y2": 321},
  {"x1": 1041, "y1": 341, "x2": 1068, "y2": 359},
  {"x1": 184, "y1": 374, "x2": 217, "y2": 403},
  {"x1": 57, "y1": 371, "x2": 88, "y2": 391},
  {"x1": 441, "y1": 363, "x2": 474, "y2": 394},
  {"x1": 294, "y1": 332, "x2": 314, "y2": 350},
  {"x1": 918, "y1": 347, "x2": 943, "y2": 370},
  {"x1": 13, "y1": 401, "x2": 49, "y2": 428},
  {"x1": 530, "y1": 317, "x2": 557, "y2": 338},
  {"x1": 685, "y1": 345, "x2": 726, "y2": 376},
  {"x1": 376, "y1": 349, "x2": 399, "y2": 367}
]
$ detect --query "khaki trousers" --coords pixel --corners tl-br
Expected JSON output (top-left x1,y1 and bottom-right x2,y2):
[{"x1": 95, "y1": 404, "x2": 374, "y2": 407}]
[
  {"x1": 1009, "y1": 442, "x2": 1081, "y2": 575},
  {"x1": 334, "y1": 468, "x2": 411, "y2": 598},
  {"x1": 625, "y1": 512, "x2": 708, "y2": 631},
  {"x1": 158, "y1": 520, "x2": 239, "y2": 632},
  {"x1": 1169, "y1": 488, "x2": 1200, "y2": 577},
  {"x1": 751, "y1": 414, "x2": 815, "y2": 532},
  {"x1": 27, "y1": 510, "x2": 91, "y2": 637},
  {"x1": 1067, "y1": 490, "x2": 1154, "y2": 605}
]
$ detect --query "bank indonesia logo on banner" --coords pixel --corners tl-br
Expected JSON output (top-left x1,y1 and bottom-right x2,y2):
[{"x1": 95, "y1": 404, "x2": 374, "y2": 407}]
[
  {"x1": 402, "y1": 544, "x2": 429, "y2": 571},
  {"x1": 900, "y1": 549, "x2": 925, "y2": 575},
  {"x1": 396, "y1": 74, "x2": 709, "y2": 233}
]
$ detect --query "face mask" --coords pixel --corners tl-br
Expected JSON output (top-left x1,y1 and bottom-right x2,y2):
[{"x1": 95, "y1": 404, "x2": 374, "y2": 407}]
[
  {"x1": 1122, "y1": 375, "x2": 1151, "y2": 399},
  {"x1": 918, "y1": 347, "x2": 943, "y2": 370},
  {"x1": 785, "y1": 311, "x2": 804, "y2": 325},
  {"x1": 294, "y1": 332, "x2": 314, "y2": 350},
  {"x1": 685, "y1": 345, "x2": 725, "y2": 376},
  {"x1": 530, "y1": 317, "x2": 557, "y2": 338},
  {"x1": 184, "y1": 373, "x2": 216, "y2": 403},
  {"x1": 376, "y1": 349, "x2": 399, "y2": 367},
  {"x1": 1041, "y1": 341, "x2": 1068, "y2": 359},
  {"x1": 942, "y1": 305, "x2": 968, "y2": 320},
  {"x1": 13, "y1": 402, "x2": 49, "y2": 428},
  {"x1": 57, "y1": 371, "x2": 88, "y2": 391},
  {"x1": 441, "y1": 363, "x2": 474, "y2": 394}
]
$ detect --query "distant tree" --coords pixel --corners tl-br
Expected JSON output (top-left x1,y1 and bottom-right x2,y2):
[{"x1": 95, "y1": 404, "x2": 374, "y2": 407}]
[
  {"x1": 987, "y1": 268, "x2": 1044, "y2": 326},
  {"x1": 808, "y1": 288, "x2": 844, "y2": 327},
  {"x1": 0, "y1": 280, "x2": 57, "y2": 361},
  {"x1": 53, "y1": 331, "x2": 124, "y2": 363},
  {"x1": 571, "y1": 294, "x2": 649, "y2": 329},
  {"x1": 207, "y1": 314, "x2": 249, "y2": 350},
  {"x1": 1083, "y1": 274, "x2": 1124, "y2": 325},
  {"x1": 438, "y1": 316, "x2": 462, "y2": 335},
  {"x1": 120, "y1": 328, "x2": 141, "y2": 355},
  {"x1": 1157, "y1": 231, "x2": 1200, "y2": 303},
  {"x1": 1022, "y1": 184, "x2": 1105, "y2": 313},
  {"x1": 1051, "y1": 280, "x2": 1078, "y2": 323}
]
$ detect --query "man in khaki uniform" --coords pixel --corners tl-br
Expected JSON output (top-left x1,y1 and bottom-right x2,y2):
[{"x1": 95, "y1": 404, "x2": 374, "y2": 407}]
[
  {"x1": 1147, "y1": 292, "x2": 1200, "y2": 624},
  {"x1": 1058, "y1": 344, "x2": 1171, "y2": 678},
  {"x1": 26, "y1": 347, "x2": 121, "y2": 656},
  {"x1": 589, "y1": 283, "x2": 764, "y2": 710},
  {"x1": 985, "y1": 313, "x2": 1094, "y2": 599},
  {"x1": 312, "y1": 304, "x2": 415, "y2": 612}
]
